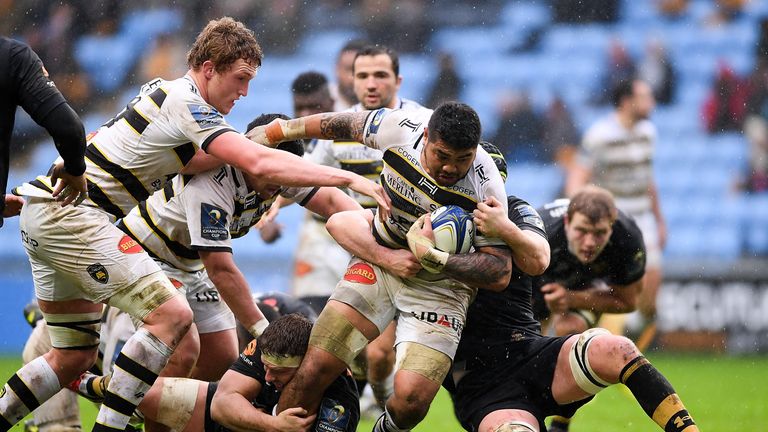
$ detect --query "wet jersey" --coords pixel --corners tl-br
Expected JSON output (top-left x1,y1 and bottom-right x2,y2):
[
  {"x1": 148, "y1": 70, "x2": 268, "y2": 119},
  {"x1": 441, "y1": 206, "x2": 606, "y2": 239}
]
[
  {"x1": 531, "y1": 198, "x2": 646, "y2": 318},
  {"x1": 22, "y1": 76, "x2": 237, "y2": 219},
  {"x1": 578, "y1": 113, "x2": 657, "y2": 216},
  {"x1": 308, "y1": 98, "x2": 428, "y2": 209},
  {"x1": 359, "y1": 108, "x2": 508, "y2": 251},
  {"x1": 119, "y1": 165, "x2": 316, "y2": 272},
  {"x1": 230, "y1": 339, "x2": 360, "y2": 432},
  {"x1": 453, "y1": 196, "x2": 547, "y2": 365}
]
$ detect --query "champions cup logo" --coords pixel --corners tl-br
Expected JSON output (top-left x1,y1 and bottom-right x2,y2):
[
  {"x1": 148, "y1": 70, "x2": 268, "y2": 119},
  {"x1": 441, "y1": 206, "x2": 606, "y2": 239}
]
[
  {"x1": 344, "y1": 263, "x2": 377, "y2": 285},
  {"x1": 118, "y1": 235, "x2": 143, "y2": 254}
]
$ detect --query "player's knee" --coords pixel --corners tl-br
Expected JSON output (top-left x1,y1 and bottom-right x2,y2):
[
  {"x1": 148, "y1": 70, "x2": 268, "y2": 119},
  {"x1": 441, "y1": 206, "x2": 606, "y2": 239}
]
[
  {"x1": 587, "y1": 334, "x2": 641, "y2": 380},
  {"x1": 388, "y1": 393, "x2": 431, "y2": 427},
  {"x1": 49, "y1": 346, "x2": 98, "y2": 377}
]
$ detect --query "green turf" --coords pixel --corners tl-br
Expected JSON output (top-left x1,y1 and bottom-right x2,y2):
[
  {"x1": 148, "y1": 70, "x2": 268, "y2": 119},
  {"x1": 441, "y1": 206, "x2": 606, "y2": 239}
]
[{"x1": 1, "y1": 353, "x2": 765, "y2": 431}]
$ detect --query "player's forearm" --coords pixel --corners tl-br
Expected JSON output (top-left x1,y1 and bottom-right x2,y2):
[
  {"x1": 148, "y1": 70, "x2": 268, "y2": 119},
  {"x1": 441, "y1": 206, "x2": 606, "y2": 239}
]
[
  {"x1": 326, "y1": 210, "x2": 387, "y2": 265},
  {"x1": 567, "y1": 286, "x2": 637, "y2": 314},
  {"x1": 649, "y1": 181, "x2": 665, "y2": 223},
  {"x1": 304, "y1": 188, "x2": 362, "y2": 219},
  {"x1": 443, "y1": 249, "x2": 512, "y2": 291},
  {"x1": 211, "y1": 392, "x2": 275, "y2": 432},
  {"x1": 204, "y1": 257, "x2": 266, "y2": 330},
  {"x1": 497, "y1": 222, "x2": 550, "y2": 276},
  {"x1": 255, "y1": 149, "x2": 361, "y2": 189},
  {"x1": 254, "y1": 112, "x2": 369, "y2": 144}
]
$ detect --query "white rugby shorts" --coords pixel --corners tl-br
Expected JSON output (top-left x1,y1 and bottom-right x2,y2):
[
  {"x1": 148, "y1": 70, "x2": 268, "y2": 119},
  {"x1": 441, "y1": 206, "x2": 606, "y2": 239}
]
[
  {"x1": 330, "y1": 257, "x2": 473, "y2": 359},
  {"x1": 20, "y1": 198, "x2": 162, "y2": 302}
]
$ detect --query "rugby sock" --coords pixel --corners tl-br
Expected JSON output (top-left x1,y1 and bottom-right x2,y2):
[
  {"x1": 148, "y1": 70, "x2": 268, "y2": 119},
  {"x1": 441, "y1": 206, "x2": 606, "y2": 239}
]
[
  {"x1": 548, "y1": 416, "x2": 571, "y2": 431},
  {"x1": 620, "y1": 356, "x2": 699, "y2": 432},
  {"x1": 372, "y1": 407, "x2": 410, "y2": 432},
  {"x1": 93, "y1": 328, "x2": 172, "y2": 432},
  {"x1": 0, "y1": 357, "x2": 62, "y2": 430},
  {"x1": 68, "y1": 371, "x2": 109, "y2": 403}
]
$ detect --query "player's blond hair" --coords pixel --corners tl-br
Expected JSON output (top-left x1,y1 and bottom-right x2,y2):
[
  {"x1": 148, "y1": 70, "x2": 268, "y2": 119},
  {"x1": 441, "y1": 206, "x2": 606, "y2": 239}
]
[
  {"x1": 187, "y1": 17, "x2": 263, "y2": 72},
  {"x1": 568, "y1": 185, "x2": 618, "y2": 224}
]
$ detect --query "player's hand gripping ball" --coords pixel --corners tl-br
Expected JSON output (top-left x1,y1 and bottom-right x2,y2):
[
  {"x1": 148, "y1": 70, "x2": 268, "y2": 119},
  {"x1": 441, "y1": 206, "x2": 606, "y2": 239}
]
[{"x1": 430, "y1": 205, "x2": 475, "y2": 254}]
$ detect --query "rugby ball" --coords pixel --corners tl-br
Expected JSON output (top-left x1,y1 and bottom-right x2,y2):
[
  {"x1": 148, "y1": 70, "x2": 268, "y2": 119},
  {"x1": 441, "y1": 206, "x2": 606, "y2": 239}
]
[{"x1": 430, "y1": 205, "x2": 475, "y2": 254}]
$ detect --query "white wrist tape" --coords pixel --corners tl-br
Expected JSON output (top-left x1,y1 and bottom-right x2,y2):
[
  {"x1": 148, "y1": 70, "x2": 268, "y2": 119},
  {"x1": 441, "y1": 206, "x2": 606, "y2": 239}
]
[{"x1": 249, "y1": 318, "x2": 270, "y2": 338}]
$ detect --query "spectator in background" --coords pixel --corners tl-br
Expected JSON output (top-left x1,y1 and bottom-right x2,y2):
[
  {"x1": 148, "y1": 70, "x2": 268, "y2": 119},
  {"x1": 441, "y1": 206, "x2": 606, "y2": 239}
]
[
  {"x1": 426, "y1": 52, "x2": 461, "y2": 108},
  {"x1": 705, "y1": 0, "x2": 747, "y2": 26},
  {"x1": 742, "y1": 60, "x2": 768, "y2": 193},
  {"x1": 593, "y1": 39, "x2": 636, "y2": 105},
  {"x1": 542, "y1": 95, "x2": 580, "y2": 169},
  {"x1": 638, "y1": 38, "x2": 676, "y2": 105},
  {"x1": 138, "y1": 34, "x2": 187, "y2": 82},
  {"x1": 492, "y1": 90, "x2": 545, "y2": 163},
  {"x1": 332, "y1": 39, "x2": 368, "y2": 111},
  {"x1": 657, "y1": 0, "x2": 689, "y2": 19},
  {"x1": 702, "y1": 63, "x2": 749, "y2": 134},
  {"x1": 361, "y1": 0, "x2": 428, "y2": 53}
]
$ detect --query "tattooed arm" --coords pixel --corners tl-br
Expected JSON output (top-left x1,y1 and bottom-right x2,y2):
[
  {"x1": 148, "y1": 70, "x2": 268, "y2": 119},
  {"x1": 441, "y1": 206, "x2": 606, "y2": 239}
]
[
  {"x1": 443, "y1": 246, "x2": 513, "y2": 292},
  {"x1": 245, "y1": 111, "x2": 370, "y2": 145}
]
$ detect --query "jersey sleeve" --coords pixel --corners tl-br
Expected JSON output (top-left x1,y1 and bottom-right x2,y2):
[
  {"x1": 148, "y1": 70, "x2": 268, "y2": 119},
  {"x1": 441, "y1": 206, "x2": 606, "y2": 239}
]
[
  {"x1": 166, "y1": 87, "x2": 238, "y2": 152},
  {"x1": 473, "y1": 151, "x2": 511, "y2": 249},
  {"x1": 183, "y1": 167, "x2": 236, "y2": 252},
  {"x1": 280, "y1": 186, "x2": 319, "y2": 207},
  {"x1": 361, "y1": 108, "x2": 429, "y2": 151},
  {"x1": 11, "y1": 40, "x2": 66, "y2": 122},
  {"x1": 507, "y1": 196, "x2": 547, "y2": 239}
]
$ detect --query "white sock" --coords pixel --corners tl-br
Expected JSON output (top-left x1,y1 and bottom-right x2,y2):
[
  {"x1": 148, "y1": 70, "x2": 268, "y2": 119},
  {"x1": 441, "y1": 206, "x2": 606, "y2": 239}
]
[{"x1": 0, "y1": 357, "x2": 61, "y2": 429}]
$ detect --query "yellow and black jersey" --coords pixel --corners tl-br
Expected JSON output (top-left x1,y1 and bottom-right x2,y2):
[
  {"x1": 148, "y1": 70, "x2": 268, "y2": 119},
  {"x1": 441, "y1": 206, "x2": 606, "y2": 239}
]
[
  {"x1": 118, "y1": 165, "x2": 316, "y2": 272},
  {"x1": 18, "y1": 76, "x2": 237, "y2": 220},
  {"x1": 359, "y1": 108, "x2": 509, "y2": 251},
  {"x1": 307, "y1": 98, "x2": 427, "y2": 209}
]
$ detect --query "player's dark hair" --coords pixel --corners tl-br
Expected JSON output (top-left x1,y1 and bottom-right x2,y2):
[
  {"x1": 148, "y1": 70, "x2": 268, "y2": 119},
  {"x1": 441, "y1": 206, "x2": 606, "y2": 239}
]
[
  {"x1": 568, "y1": 185, "x2": 618, "y2": 224},
  {"x1": 291, "y1": 71, "x2": 329, "y2": 95},
  {"x1": 427, "y1": 102, "x2": 481, "y2": 150},
  {"x1": 257, "y1": 313, "x2": 313, "y2": 357},
  {"x1": 338, "y1": 39, "x2": 369, "y2": 59},
  {"x1": 246, "y1": 113, "x2": 303, "y2": 157},
  {"x1": 354, "y1": 45, "x2": 399, "y2": 76},
  {"x1": 479, "y1": 141, "x2": 508, "y2": 181},
  {"x1": 611, "y1": 79, "x2": 637, "y2": 108},
  {"x1": 187, "y1": 17, "x2": 263, "y2": 72}
]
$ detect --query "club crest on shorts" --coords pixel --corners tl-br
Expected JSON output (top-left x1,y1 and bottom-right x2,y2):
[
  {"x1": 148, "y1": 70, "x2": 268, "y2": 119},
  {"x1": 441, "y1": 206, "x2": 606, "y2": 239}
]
[
  {"x1": 117, "y1": 235, "x2": 143, "y2": 254},
  {"x1": 87, "y1": 263, "x2": 109, "y2": 284},
  {"x1": 344, "y1": 263, "x2": 376, "y2": 285}
]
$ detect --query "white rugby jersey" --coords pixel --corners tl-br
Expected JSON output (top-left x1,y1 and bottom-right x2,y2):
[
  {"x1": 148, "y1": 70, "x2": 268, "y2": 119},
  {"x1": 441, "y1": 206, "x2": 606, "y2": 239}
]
[
  {"x1": 360, "y1": 108, "x2": 508, "y2": 250},
  {"x1": 308, "y1": 98, "x2": 428, "y2": 209},
  {"x1": 579, "y1": 113, "x2": 657, "y2": 216},
  {"x1": 118, "y1": 165, "x2": 317, "y2": 272},
  {"x1": 22, "y1": 76, "x2": 237, "y2": 220}
]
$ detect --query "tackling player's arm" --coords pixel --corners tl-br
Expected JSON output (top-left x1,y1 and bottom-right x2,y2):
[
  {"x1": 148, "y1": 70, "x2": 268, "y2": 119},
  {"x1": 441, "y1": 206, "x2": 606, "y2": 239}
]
[
  {"x1": 302, "y1": 186, "x2": 363, "y2": 219},
  {"x1": 442, "y1": 246, "x2": 512, "y2": 291},
  {"x1": 326, "y1": 209, "x2": 422, "y2": 279},
  {"x1": 473, "y1": 196, "x2": 550, "y2": 276},
  {"x1": 205, "y1": 131, "x2": 390, "y2": 217},
  {"x1": 199, "y1": 250, "x2": 269, "y2": 337},
  {"x1": 562, "y1": 279, "x2": 640, "y2": 314},
  {"x1": 245, "y1": 111, "x2": 370, "y2": 146},
  {"x1": 211, "y1": 369, "x2": 313, "y2": 432},
  {"x1": 180, "y1": 149, "x2": 223, "y2": 175}
]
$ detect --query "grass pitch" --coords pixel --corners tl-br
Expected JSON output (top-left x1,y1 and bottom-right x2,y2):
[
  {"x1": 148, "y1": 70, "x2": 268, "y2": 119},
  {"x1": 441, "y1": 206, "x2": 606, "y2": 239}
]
[{"x1": 1, "y1": 353, "x2": 764, "y2": 431}]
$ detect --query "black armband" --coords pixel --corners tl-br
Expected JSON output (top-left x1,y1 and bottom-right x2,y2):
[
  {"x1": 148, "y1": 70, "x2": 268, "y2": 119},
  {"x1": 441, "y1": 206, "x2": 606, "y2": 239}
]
[{"x1": 40, "y1": 103, "x2": 87, "y2": 176}]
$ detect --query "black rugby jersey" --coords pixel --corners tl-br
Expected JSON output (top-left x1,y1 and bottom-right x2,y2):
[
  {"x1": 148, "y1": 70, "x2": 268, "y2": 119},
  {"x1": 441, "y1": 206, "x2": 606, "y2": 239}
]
[{"x1": 531, "y1": 198, "x2": 646, "y2": 319}]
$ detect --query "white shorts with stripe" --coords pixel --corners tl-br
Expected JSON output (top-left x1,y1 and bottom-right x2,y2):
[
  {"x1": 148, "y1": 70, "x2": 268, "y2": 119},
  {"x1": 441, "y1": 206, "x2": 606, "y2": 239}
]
[
  {"x1": 158, "y1": 262, "x2": 235, "y2": 334},
  {"x1": 20, "y1": 198, "x2": 162, "y2": 303},
  {"x1": 331, "y1": 257, "x2": 473, "y2": 359}
]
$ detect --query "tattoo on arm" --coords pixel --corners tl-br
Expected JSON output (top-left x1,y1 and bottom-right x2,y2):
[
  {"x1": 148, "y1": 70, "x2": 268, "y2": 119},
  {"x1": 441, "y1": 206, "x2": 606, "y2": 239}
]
[
  {"x1": 443, "y1": 247, "x2": 512, "y2": 289},
  {"x1": 318, "y1": 112, "x2": 368, "y2": 142}
]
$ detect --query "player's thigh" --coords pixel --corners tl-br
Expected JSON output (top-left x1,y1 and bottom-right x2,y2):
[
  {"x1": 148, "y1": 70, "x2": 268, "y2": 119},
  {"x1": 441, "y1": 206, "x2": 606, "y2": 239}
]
[
  {"x1": 21, "y1": 199, "x2": 162, "y2": 302},
  {"x1": 329, "y1": 257, "x2": 397, "y2": 334},
  {"x1": 23, "y1": 321, "x2": 53, "y2": 362}
]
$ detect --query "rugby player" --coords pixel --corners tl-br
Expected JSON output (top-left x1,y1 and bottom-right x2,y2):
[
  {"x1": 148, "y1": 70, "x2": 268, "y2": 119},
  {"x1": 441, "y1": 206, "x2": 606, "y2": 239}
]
[
  {"x1": 566, "y1": 79, "x2": 665, "y2": 347},
  {"x1": 1, "y1": 17, "x2": 387, "y2": 432},
  {"x1": 248, "y1": 101, "x2": 512, "y2": 432}
]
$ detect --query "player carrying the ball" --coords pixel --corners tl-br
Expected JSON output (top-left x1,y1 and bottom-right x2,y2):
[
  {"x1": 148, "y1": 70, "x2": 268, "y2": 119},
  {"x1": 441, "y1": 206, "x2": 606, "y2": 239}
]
[{"x1": 247, "y1": 101, "x2": 536, "y2": 432}]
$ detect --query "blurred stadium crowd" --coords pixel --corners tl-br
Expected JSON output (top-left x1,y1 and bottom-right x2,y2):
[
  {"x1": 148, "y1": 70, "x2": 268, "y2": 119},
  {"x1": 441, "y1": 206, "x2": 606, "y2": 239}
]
[{"x1": 4, "y1": 0, "x2": 768, "y2": 272}]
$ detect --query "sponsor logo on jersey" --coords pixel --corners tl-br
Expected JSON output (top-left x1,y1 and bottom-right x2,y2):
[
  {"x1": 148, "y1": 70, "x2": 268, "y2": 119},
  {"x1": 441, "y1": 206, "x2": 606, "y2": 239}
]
[
  {"x1": 398, "y1": 118, "x2": 422, "y2": 132},
  {"x1": 344, "y1": 263, "x2": 377, "y2": 285},
  {"x1": 385, "y1": 175, "x2": 420, "y2": 203},
  {"x1": 366, "y1": 109, "x2": 387, "y2": 137},
  {"x1": 118, "y1": 235, "x2": 143, "y2": 254},
  {"x1": 168, "y1": 278, "x2": 184, "y2": 289},
  {"x1": 448, "y1": 185, "x2": 475, "y2": 196},
  {"x1": 474, "y1": 164, "x2": 490, "y2": 185},
  {"x1": 201, "y1": 203, "x2": 229, "y2": 240},
  {"x1": 244, "y1": 340, "x2": 257, "y2": 356},
  {"x1": 396, "y1": 147, "x2": 421, "y2": 167},
  {"x1": 417, "y1": 177, "x2": 438, "y2": 195},
  {"x1": 317, "y1": 398, "x2": 350, "y2": 432},
  {"x1": 412, "y1": 311, "x2": 463, "y2": 336},
  {"x1": 87, "y1": 263, "x2": 109, "y2": 284},
  {"x1": 187, "y1": 104, "x2": 223, "y2": 130}
]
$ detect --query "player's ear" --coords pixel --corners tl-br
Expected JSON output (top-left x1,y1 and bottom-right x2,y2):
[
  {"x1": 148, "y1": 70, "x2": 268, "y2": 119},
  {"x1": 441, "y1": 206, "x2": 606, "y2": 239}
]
[{"x1": 202, "y1": 60, "x2": 215, "y2": 79}]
